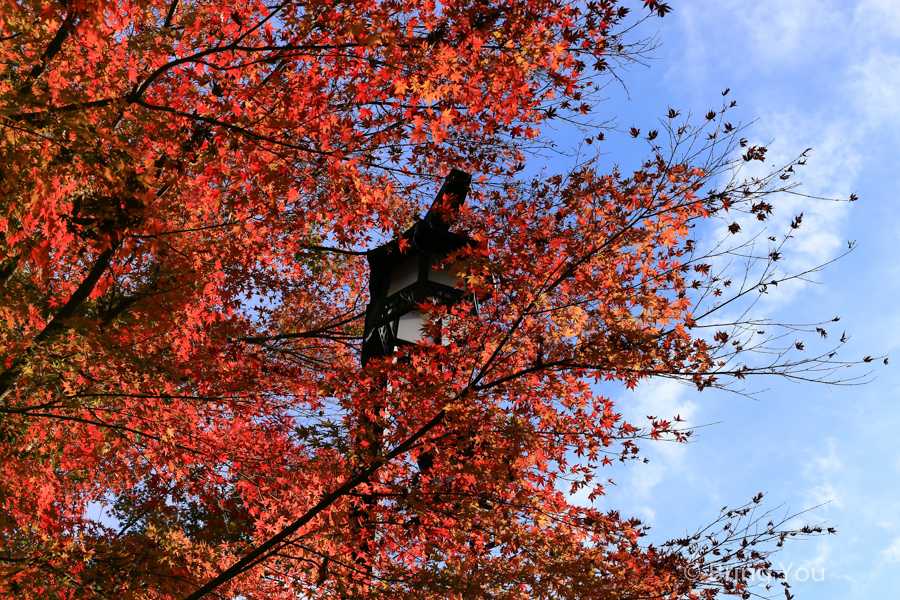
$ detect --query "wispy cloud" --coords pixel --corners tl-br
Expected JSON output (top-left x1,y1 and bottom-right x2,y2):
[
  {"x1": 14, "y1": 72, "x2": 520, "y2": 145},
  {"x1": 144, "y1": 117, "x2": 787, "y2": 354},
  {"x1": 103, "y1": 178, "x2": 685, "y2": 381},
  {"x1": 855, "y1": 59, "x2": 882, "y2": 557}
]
[
  {"x1": 599, "y1": 380, "x2": 701, "y2": 524},
  {"x1": 882, "y1": 536, "x2": 900, "y2": 563},
  {"x1": 803, "y1": 438, "x2": 845, "y2": 510},
  {"x1": 664, "y1": 0, "x2": 900, "y2": 315}
]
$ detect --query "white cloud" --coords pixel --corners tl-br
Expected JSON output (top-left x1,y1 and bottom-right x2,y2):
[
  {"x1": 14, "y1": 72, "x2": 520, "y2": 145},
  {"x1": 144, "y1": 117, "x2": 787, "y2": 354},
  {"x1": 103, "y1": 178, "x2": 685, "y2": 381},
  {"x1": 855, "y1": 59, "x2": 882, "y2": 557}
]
[
  {"x1": 802, "y1": 537, "x2": 833, "y2": 572},
  {"x1": 673, "y1": 0, "x2": 900, "y2": 144},
  {"x1": 882, "y1": 536, "x2": 900, "y2": 563},
  {"x1": 564, "y1": 380, "x2": 704, "y2": 522},
  {"x1": 672, "y1": 0, "x2": 900, "y2": 313},
  {"x1": 734, "y1": 0, "x2": 847, "y2": 66},
  {"x1": 611, "y1": 380, "x2": 701, "y2": 513},
  {"x1": 669, "y1": 0, "x2": 851, "y2": 88},
  {"x1": 803, "y1": 438, "x2": 845, "y2": 509},
  {"x1": 621, "y1": 378, "x2": 699, "y2": 427},
  {"x1": 631, "y1": 504, "x2": 657, "y2": 524},
  {"x1": 854, "y1": 0, "x2": 900, "y2": 39},
  {"x1": 849, "y1": 52, "x2": 900, "y2": 129}
]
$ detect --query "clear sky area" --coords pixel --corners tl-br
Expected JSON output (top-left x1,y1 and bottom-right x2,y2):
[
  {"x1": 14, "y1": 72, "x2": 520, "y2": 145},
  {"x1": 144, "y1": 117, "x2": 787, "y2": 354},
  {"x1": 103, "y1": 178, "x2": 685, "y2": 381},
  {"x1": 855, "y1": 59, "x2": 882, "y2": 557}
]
[{"x1": 553, "y1": 1, "x2": 900, "y2": 598}]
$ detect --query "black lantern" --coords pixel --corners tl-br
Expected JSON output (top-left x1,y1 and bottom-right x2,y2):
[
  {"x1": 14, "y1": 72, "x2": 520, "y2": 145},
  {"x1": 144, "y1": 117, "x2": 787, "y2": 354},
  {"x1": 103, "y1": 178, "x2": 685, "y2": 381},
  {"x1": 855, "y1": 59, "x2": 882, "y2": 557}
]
[{"x1": 362, "y1": 169, "x2": 474, "y2": 364}]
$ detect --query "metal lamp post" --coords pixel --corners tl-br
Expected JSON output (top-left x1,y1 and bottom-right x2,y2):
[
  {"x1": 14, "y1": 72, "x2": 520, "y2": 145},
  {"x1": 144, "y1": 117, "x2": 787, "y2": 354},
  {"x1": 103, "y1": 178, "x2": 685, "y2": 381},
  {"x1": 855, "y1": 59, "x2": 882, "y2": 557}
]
[{"x1": 348, "y1": 169, "x2": 474, "y2": 589}]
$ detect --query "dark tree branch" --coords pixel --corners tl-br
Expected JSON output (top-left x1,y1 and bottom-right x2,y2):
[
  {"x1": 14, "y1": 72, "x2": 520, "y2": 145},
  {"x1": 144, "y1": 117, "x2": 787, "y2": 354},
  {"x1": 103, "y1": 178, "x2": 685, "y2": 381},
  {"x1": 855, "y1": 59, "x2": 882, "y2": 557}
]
[
  {"x1": 182, "y1": 394, "x2": 461, "y2": 600},
  {"x1": 130, "y1": 99, "x2": 332, "y2": 156},
  {"x1": 0, "y1": 255, "x2": 19, "y2": 287},
  {"x1": 297, "y1": 244, "x2": 370, "y2": 256},
  {"x1": 163, "y1": 0, "x2": 179, "y2": 28},
  {"x1": 0, "y1": 410, "x2": 203, "y2": 455},
  {"x1": 0, "y1": 242, "x2": 119, "y2": 402},
  {"x1": 18, "y1": 9, "x2": 78, "y2": 98},
  {"x1": 235, "y1": 312, "x2": 364, "y2": 344}
]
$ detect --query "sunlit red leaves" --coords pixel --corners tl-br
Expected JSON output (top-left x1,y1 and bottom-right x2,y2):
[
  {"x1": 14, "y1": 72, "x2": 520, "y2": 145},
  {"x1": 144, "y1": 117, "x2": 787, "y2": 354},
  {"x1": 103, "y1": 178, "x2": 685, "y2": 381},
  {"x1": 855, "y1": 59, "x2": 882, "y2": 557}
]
[{"x1": 0, "y1": 0, "x2": 833, "y2": 599}]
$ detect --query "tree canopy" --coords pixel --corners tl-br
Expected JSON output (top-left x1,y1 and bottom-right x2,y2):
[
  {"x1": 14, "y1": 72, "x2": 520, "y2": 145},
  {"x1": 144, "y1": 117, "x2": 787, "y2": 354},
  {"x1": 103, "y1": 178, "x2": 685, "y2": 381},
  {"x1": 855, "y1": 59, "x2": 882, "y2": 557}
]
[{"x1": 0, "y1": 0, "x2": 867, "y2": 598}]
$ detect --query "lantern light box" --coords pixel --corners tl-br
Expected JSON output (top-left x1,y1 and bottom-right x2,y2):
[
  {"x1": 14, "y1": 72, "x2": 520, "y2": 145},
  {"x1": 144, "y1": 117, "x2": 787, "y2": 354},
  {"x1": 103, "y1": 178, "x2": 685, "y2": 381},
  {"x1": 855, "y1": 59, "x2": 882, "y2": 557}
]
[{"x1": 362, "y1": 170, "x2": 475, "y2": 363}]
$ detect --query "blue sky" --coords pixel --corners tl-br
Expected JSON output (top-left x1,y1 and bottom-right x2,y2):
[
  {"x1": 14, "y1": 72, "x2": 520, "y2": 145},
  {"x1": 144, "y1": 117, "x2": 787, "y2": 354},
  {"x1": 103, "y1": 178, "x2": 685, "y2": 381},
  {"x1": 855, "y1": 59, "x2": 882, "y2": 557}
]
[{"x1": 556, "y1": 1, "x2": 900, "y2": 598}]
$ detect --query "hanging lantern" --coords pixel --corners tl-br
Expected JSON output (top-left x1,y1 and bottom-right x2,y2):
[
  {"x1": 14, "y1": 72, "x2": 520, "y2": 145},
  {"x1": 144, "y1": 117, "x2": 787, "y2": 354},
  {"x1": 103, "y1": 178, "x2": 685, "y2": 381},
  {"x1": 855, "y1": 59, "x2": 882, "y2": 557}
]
[{"x1": 362, "y1": 170, "x2": 475, "y2": 363}]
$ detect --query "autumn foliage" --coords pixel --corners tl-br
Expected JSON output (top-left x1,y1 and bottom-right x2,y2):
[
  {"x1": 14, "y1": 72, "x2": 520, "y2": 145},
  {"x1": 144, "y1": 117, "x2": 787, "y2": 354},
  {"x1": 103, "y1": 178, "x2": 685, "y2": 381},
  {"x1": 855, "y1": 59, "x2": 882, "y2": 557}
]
[{"x1": 0, "y1": 0, "x2": 859, "y2": 598}]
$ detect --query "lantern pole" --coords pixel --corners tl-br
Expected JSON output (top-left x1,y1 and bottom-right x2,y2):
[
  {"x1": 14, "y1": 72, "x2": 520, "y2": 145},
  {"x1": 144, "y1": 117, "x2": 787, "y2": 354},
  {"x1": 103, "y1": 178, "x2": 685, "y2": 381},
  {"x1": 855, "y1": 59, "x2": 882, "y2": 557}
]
[{"x1": 350, "y1": 169, "x2": 473, "y2": 590}]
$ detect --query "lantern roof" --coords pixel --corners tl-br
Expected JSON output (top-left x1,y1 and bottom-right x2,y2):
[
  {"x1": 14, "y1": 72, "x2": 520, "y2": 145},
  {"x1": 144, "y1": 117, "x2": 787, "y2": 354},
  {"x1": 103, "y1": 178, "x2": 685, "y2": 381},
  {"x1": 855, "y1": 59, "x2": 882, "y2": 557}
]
[{"x1": 367, "y1": 169, "x2": 474, "y2": 283}]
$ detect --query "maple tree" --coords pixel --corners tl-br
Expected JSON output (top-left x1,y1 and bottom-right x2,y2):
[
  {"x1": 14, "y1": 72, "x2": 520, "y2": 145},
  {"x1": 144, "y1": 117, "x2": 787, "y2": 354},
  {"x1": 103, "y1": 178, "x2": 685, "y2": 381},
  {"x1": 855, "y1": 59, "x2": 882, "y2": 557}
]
[{"x1": 0, "y1": 0, "x2": 871, "y2": 599}]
